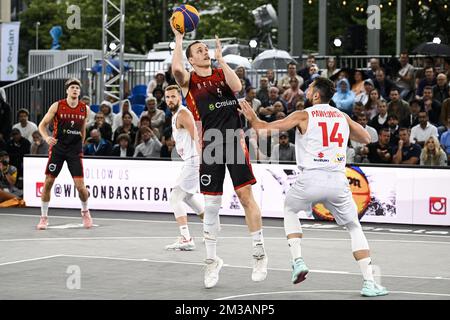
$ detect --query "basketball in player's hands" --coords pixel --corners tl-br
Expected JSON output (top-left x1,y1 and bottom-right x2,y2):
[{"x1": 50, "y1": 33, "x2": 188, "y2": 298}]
[{"x1": 171, "y1": 5, "x2": 200, "y2": 34}]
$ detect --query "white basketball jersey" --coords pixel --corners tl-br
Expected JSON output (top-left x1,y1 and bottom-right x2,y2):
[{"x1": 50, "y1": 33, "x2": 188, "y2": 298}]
[
  {"x1": 172, "y1": 106, "x2": 198, "y2": 161},
  {"x1": 296, "y1": 104, "x2": 349, "y2": 173}
]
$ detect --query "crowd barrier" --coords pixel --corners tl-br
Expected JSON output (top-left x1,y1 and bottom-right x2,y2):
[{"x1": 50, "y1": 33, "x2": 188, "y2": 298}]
[{"x1": 23, "y1": 156, "x2": 450, "y2": 226}]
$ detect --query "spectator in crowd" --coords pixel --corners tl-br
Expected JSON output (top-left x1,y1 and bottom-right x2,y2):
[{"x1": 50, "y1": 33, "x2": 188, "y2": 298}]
[
  {"x1": 441, "y1": 85, "x2": 450, "y2": 128},
  {"x1": 267, "y1": 102, "x2": 287, "y2": 123},
  {"x1": 160, "y1": 135, "x2": 180, "y2": 160},
  {"x1": 416, "y1": 66, "x2": 436, "y2": 99},
  {"x1": 140, "y1": 96, "x2": 165, "y2": 138},
  {"x1": 99, "y1": 100, "x2": 115, "y2": 126},
  {"x1": 297, "y1": 55, "x2": 316, "y2": 82},
  {"x1": 440, "y1": 117, "x2": 450, "y2": 164},
  {"x1": 80, "y1": 96, "x2": 91, "y2": 106},
  {"x1": 270, "y1": 131, "x2": 296, "y2": 163},
  {"x1": 83, "y1": 129, "x2": 112, "y2": 156},
  {"x1": 432, "y1": 73, "x2": 448, "y2": 104},
  {"x1": 400, "y1": 99, "x2": 421, "y2": 129},
  {"x1": 256, "y1": 77, "x2": 270, "y2": 107},
  {"x1": 113, "y1": 111, "x2": 138, "y2": 145},
  {"x1": 266, "y1": 69, "x2": 278, "y2": 88},
  {"x1": 421, "y1": 86, "x2": 442, "y2": 126},
  {"x1": 295, "y1": 100, "x2": 305, "y2": 111},
  {"x1": 364, "y1": 87, "x2": 382, "y2": 120},
  {"x1": 392, "y1": 128, "x2": 421, "y2": 165},
  {"x1": 410, "y1": 111, "x2": 438, "y2": 148},
  {"x1": 30, "y1": 130, "x2": 49, "y2": 155},
  {"x1": 282, "y1": 77, "x2": 304, "y2": 115},
  {"x1": 387, "y1": 87, "x2": 411, "y2": 125},
  {"x1": 374, "y1": 68, "x2": 395, "y2": 101},
  {"x1": 0, "y1": 150, "x2": 21, "y2": 197},
  {"x1": 134, "y1": 126, "x2": 162, "y2": 158},
  {"x1": 369, "y1": 100, "x2": 389, "y2": 133},
  {"x1": 300, "y1": 64, "x2": 320, "y2": 91},
  {"x1": 235, "y1": 66, "x2": 252, "y2": 90},
  {"x1": 0, "y1": 89, "x2": 12, "y2": 141},
  {"x1": 355, "y1": 77, "x2": 374, "y2": 106},
  {"x1": 395, "y1": 52, "x2": 415, "y2": 100},
  {"x1": 12, "y1": 109, "x2": 38, "y2": 143},
  {"x1": 152, "y1": 87, "x2": 170, "y2": 117},
  {"x1": 387, "y1": 115, "x2": 400, "y2": 147},
  {"x1": 352, "y1": 70, "x2": 366, "y2": 97},
  {"x1": 351, "y1": 114, "x2": 378, "y2": 162},
  {"x1": 87, "y1": 112, "x2": 113, "y2": 143},
  {"x1": 351, "y1": 102, "x2": 365, "y2": 121},
  {"x1": 414, "y1": 57, "x2": 434, "y2": 82},
  {"x1": 111, "y1": 133, "x2": 135, "y2": 157},
  {"x1": 279, "y1": 62, "x2": 303, "y2": 92},
  {"x1": 321, "y1": 57, "x2": 338, "y2": 79},
  {"x1": 258, "y1": 87, "x2": 286, "y2": 121},
  {"x1": 420, "y1": 136, "x2": 447, "y2": 166},
  {"x1": 135, "y1": 116, "x2": 159, "y2": 146},
  {"x1": 147, "y1": 70, "x2": 168, "y2": 97},
  {"x1": 113, "y1": 99, "x2": 139, "y2": 131},
  {"x1": 332, "y1": 78, "x2": 355, "y2": 116},
  {"x1": 239, "y1": 87, "x2": 262, "y2": 127},
  {"x1": 6, "y1": 128, "x2": 30, "y2": 185},
  {"x1": 367, "y1": 58, "x2": 381, "y2": 80},
  {"x1": 346, "y1": 141, "x2": 356, "y2": 163},
  {"x1": 361, "y1": 128, "x2": 392, "y2": 164}
]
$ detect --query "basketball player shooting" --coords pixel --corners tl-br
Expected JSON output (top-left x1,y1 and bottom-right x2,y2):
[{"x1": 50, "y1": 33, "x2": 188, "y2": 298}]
[
  {"x1": 170, "y1": 19, "x2": 268, "y2": 289},
  {"x1": 239, "y1": 77, "x2": 388, "y2": 297}
]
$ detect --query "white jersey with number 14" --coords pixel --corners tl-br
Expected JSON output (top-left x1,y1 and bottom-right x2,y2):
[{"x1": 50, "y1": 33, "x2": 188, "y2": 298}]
[{"x1": 295, "y1": 104, "x2": 349, "y2": 173}]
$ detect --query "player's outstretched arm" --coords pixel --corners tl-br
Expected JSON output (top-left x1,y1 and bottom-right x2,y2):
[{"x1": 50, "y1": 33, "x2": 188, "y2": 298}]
[
  {"x1": 38, "y1": 102, "x2": 58, "y2": 147},
  {"x1": 215, "y1": 35, "x2": 242, "y2": 93},
  {"x1": 238, "y1": 100, "x2": 304, "y2": 134},
  {"x1": 170, "y1": 19, "x2": 190, "y2": 88},
  {"x1": 344, "y1": 113, "x2": 371, "y2": 144}
]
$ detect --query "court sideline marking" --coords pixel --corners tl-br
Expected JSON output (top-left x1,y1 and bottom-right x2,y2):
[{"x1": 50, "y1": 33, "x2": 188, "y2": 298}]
[{"x1": 0, "y1": 213, "x2": 449, "y2": 239}]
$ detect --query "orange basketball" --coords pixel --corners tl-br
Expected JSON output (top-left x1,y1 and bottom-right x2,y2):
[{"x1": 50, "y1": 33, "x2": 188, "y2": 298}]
[
  {"x1": 171, "y1": 5, "x2": 200, "y2": 34},
  {"x1": 312, "y1": 166, "x2": 371, "y2": 221}
]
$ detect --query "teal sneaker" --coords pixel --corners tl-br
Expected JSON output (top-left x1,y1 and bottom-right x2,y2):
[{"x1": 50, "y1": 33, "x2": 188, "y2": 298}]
[
  {"x1": 291, "y1": 257, "x2": 309, "y2": 284},
  {"x1": 361, "y1": 280, "x2": 389, "y2": 297}
]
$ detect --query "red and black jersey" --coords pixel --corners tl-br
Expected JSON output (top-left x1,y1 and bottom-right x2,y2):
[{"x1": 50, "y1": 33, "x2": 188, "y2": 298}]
[
  {"x1": 52, "y1": 99, "x2": 87, "y2": 152},
  {"x1": 185, "y1": 68, "x2": 242, "y2": 137}
]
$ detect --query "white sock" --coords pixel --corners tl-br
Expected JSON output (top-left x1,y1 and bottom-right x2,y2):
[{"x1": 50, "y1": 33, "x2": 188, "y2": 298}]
[
  {"x1": 287, "y1": 237, "x2": 302, "y2": 261},
  {"x1": 180, "y1": 225, "x2": 191, "y2": 240},
  {"x1": 81, "y1": 201, "x2": 88, "y2": 211},
  {"x1": 251, "y1": 229, "x2": 264, "y2": 246},
  {"x1": 205, "y1": 238, "x2": 217, "y2": 260},
  {"x1": 358, "y1": 257, "x2": 374, "y2": 281},
  {"x1": 41, "y1": 201, "x2": 49, "y2": 217}
]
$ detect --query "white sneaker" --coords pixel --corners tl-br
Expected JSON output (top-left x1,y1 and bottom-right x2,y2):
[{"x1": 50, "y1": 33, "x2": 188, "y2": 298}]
[
  {"x1": 165, "y1": 237, "x2": 196, "y2": 251},
  {"x1": 252, "y1": 243, "x2": 268, "y2": 282},
  {"x1": 204, "y1": 256, "x2": 224, "y2": 289}
]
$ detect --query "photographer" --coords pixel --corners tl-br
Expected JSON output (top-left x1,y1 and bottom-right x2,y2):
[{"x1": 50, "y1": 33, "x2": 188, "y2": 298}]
[{"x1": 0, "y1": 151, "x2": 22, "y2": 197}]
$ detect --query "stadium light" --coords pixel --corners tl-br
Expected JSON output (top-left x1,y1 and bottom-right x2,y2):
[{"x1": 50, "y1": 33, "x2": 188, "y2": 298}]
[
  {"x1": 249, "y1": 39, "x2": 258, "y2": 49},
  {"x1": 333, "y1": 38, "x2": 342, "y2": 48},
  {"x1": 433, "y1": 37, "x2": 442, "y2": 44}
]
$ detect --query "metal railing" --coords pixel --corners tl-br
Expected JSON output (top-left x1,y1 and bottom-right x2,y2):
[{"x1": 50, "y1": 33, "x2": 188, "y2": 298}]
[{"x1": 1, "y1": 56, "x2": 89, "y2": 124}]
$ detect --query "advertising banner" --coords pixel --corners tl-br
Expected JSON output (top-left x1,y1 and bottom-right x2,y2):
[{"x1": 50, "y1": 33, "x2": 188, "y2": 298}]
[
  {"x1": 23, "y1": 157, "x2": 449, "y2": 226},
  {"x1": 0, "y1": 22, "x2": 20, "y2": 81}
]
